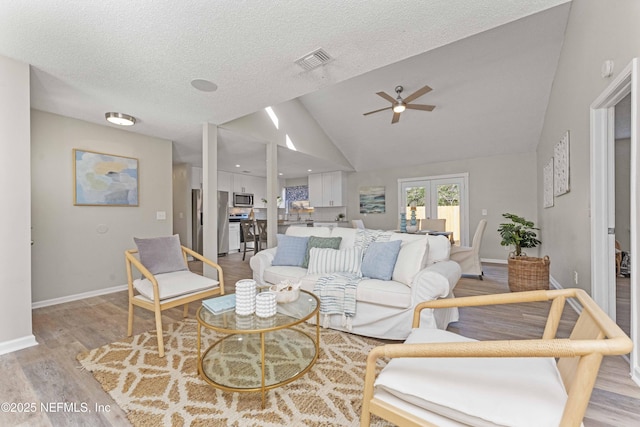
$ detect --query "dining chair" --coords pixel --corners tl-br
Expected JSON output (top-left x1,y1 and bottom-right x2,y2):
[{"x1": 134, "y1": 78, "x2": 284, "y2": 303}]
[
  {"x1": 420, "y1": 218, "x2": 446, "y2": 232},
  {"x1": 240, "y1": 219, "x2": 257, "y2": 261},
  {"x1": 361, "y1": 288, "x2": 632, "y2": 427},
  {"x1": 450, "y1": 219, "x2": 487, "y2": 279},
  {"x1": 256, "y1": 219, "x2": 268, "y2": 251},
  {"x1": 125, "y1": 235, "x2": 225, "y2": 357}
]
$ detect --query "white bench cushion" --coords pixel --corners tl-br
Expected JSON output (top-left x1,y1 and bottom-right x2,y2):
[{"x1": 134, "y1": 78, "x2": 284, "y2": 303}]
[
  {"x1": 375, "y1": 328, "x2": 569, "y2": 427},
  {"x1": 357, "y1": 278, "x2": 411, "y2": 308},
  {"x1": 263, "y1": 265, "x2": 308, "y2": 285},
  {"x1": 134, "y1": 270, "x2": 219, "y2": 300}
]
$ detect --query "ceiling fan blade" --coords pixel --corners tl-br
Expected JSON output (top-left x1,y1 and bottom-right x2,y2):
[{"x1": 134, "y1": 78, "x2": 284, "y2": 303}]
[
  {"x1": 391, "y1": 112, "x2": 401, "y2": 124},
  {"x1": 363, "y1": 106, "x2": 392, "y2": 116},
  {"x1": 376, "y1": 91, "x2": 397, "y2": 104},
  {"x1": 403, "y1": 85, "x2": 432, "y2": 103},
  {"x1": 406, "y1": 104, "x2": 436, "y2": 111}
]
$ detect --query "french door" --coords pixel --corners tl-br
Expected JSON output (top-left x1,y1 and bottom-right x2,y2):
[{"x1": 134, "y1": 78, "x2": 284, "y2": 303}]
[{"x1": 398, "y1": 174, "x2": 469, "y2": 245}]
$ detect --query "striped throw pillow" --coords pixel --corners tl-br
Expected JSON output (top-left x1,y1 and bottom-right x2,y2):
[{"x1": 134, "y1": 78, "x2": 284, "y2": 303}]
[{"x1": 307, "y1": 247, "x2": 363, "y2": 276}]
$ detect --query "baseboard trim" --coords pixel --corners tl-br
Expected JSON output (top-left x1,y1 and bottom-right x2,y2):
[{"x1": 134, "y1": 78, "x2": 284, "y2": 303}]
[
  {"x1": 0, "y1": 334, "x2": 38, "y2": 356},
  {"x1": 481, "y1": 258, "x2": 507, "y2": 264},
  {"x1": 32, "y1": 284, "x2": 128, "y2": 309},
  {"x1": 549, "y1": 275, "x2": 582, "y2": 315},
  {"x1": 633, "y1": 368, "x2": 640, "y2": 387}
]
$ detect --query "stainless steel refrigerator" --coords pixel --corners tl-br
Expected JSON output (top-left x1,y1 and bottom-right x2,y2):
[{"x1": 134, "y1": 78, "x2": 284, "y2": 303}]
[{"x1": 217, "y1": 191, "x2": 229, "y2": 256}]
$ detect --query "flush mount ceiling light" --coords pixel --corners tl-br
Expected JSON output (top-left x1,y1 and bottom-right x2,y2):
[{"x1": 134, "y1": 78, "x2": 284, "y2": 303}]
[
  {"x1": 190, "y1": 79, "x2": 218, "y2": 92},
  {"x1": 105, "y1": 112, "x2": 136, "y2": 126}
]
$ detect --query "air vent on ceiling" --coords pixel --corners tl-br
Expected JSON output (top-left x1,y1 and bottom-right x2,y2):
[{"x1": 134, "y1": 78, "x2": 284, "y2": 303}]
[{"x1": 295, "y1": 48, "x2": 333, "y2": 71}]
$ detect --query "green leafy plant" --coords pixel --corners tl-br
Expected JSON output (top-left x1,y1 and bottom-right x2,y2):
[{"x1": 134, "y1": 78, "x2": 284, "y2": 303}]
[{"x1": 498, "y1": 213, "x2": 541, "y2": 256}]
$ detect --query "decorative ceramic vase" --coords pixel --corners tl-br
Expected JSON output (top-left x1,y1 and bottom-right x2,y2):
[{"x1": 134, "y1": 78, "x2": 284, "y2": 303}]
[
  {"x1": 255, "y1": 292, "x2": 277, "y2": 317},
  {"x1": 400, "y1": 213, "x2": 407, "y2": 233},
  {"x1": 235, "y1": 279, "x2": 256, "y2": 316},
  {"x1": 410, "y1": 209, "x2": 417, "y2": 227},
  {"x1": 406, "y1": 225, "x2": 418, "y2": 233}
]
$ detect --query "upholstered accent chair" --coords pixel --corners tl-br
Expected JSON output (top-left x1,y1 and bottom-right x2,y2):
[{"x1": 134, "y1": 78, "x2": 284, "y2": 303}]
[
  {"x1": 125, "y1": 235, "x2": 225, "y2": 357},
  {"x1": 361, "y1": 288, "x2": 632, "y2": 427},
  {"x1": 352, "y1": 219, "x2": 365, "y2": 229},
  {"x1": 449, "y1": 219, "x2": 487, "y2": 279}
]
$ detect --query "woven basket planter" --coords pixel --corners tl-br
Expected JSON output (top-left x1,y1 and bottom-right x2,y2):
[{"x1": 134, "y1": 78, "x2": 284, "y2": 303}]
[{"x1": 507, "y1": 255, "x2": 550, "y2": 292}]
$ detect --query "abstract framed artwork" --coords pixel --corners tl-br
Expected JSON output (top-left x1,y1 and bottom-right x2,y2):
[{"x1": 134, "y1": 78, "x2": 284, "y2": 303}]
[
  {"x1": 359, "y1": 186, "x2": 386, "y2": 213},
  {"x1": 543, "y1": 157, "x2": 554, "y2": 208},
  {"x1": 73, "y1": 149, "x2": 139, "y2": 206},
  {"x1": 554, "y1": 131, "x2": 570, "y2": 196}
]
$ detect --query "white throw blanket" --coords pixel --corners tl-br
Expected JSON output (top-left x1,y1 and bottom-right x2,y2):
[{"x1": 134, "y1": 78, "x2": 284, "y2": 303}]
[{"x1": 314, "y1": 273, "x2": 362, "y2": 331}]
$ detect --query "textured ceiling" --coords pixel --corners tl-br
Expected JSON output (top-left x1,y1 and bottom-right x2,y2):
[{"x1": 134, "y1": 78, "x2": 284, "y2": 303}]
[{"x1": 0, "y1": 0, "x2": 571, "y2": 175}]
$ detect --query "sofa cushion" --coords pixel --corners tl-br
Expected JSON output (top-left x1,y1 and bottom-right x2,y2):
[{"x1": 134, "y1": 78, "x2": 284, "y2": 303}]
[
  {"x1": 392, "y1": 238, "x2": 429, "y2": 286},
  {"x1": 285, "y1": 226, "x2": 331, "y2": 238},
  {"x1": 357, "y1": 278, "x2": 411, "y2": 308},
  {"x1": 307, "y1": 247, "x2": 363, "y2": 276},
  {"x1": 361, "y1": 240, "x2": 402, "y2": 280},
  {"x1": 426, "y1": 235, "x2": 451, "y2": 264},
  {"x1": 134, "y1": 270, "x2": 218, "y2": 300},
  {"x1": 375, "y1": 328, "x2": 568, "y2": 427},
  {"x1": 272, "y1": 234, "x2": 309, "y2": 266},
  {"x1": 134, "y1": 234, "x2": 187, "y2": 275},
  {"x1": 302, "y1": 236, "x2": 342, "y2": 268},
  {"x1": 263, "y1": 265, "x2": 308, "y2": 285},
  {"x1": 329, "y1": 227, "x2": 357, "y2": 249}
]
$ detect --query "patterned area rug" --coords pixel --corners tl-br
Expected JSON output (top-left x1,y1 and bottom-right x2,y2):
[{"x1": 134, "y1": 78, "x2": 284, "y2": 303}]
[{"x1": 77, "y1": 319, "x2": 392, "y2": 426}]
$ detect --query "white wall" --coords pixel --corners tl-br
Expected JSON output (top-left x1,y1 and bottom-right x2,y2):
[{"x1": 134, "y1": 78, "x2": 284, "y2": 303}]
[
  {"x1": 347, "y1": 151, "x2": 538, "y2": 261},
  {"x1": 0, "y1": 55, "x2": 35, "y2": 353},
  {"x1": 536, "y1": 0, "x2": 640, "y2": 291},
  {"x1": 172, "y1": 163, "x2": 191, "y2": 249},
  {"x1": 31, "y1": 110, "x2": 173, "y2": 303}
]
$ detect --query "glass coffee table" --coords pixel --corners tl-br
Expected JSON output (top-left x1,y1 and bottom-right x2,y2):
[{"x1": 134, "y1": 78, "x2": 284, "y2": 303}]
[{"x1": 196, "y1": 289, "x2": 320, "y2": 408}]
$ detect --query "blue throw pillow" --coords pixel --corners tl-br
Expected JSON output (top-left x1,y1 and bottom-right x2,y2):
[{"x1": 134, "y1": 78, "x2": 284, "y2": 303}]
[
  {"x1": 361, "y1": 240, "x2": 402, "y2": 280},
  {"x1": 272, "y1": 234, "x2": 310, "y2": 267}
]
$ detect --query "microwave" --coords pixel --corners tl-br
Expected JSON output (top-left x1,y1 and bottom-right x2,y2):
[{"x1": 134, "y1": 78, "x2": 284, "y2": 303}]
[{"x1": 233, "y1": 192, "x2": 254, "y2": 207}]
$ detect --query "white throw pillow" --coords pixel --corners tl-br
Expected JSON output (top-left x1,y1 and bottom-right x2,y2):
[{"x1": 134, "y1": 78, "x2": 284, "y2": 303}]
[
  {"x1": 392, "y1": 238, "x2": 429, "y2": 286},
  {"x1": 426, "y1": 235, "x2": 450, "y2": 264},
  {"x1": 307, "y1": 247, "x2": 363, "y2": 276}
]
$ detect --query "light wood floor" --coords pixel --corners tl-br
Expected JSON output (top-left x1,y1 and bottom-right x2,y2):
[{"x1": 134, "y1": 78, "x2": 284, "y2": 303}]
[{"x1": 0, "y1": 253, "x2": 638, "y2": 426}]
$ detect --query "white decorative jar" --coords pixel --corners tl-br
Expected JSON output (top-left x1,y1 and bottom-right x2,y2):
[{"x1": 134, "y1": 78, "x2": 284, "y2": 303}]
[
  {"x1": 255, "y1": 292, "x2": 277, "y2": 318},
  {"x1": 235, "y1": 279, "x2": 256, "y2": 316}
]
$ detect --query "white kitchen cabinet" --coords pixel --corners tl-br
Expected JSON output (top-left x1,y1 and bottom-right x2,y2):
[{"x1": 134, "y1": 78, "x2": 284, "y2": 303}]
[
  {"x1": 232, "y1": 173, "x2": 248, "y2": 194},
  {"x1": 228, "y1": 222, "x2": 240, "y2": 252},
  {"x1": 308, "y1": 171, "x2": 346, "y2": 207}
]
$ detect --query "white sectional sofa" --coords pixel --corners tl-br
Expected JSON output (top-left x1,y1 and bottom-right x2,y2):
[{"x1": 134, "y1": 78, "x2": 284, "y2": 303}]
[{"x1": 249, "y1": 226, "x2": 461, "y2": 340}]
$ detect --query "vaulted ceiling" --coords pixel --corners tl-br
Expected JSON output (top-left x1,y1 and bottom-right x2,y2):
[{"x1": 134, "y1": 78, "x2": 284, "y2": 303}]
[{"x1": 0, "y1": 0, "x2": 571, "y2": 177}]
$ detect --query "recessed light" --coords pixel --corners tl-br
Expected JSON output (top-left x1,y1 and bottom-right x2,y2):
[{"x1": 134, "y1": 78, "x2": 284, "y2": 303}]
[
  {"x1": 278, "y1": 172, "x2": 283, "y2": 176},
  {"x1": 235, "y1": 164, "x2": 240, "y2": 168},
  {"x1": 191, "y1": 79, "x2": 218, "y2": 92},
  {"x1": 308, "y1": 169, "x2": 312, "y2": 172},
  {"x1": 105, "y1": 112, "x2": 136, "y2": 126}
]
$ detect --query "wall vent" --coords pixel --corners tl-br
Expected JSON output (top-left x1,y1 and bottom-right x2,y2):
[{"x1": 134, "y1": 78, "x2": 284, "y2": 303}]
[{"x1": 295, "y1": 48, "x2": 333, "y2": 71}]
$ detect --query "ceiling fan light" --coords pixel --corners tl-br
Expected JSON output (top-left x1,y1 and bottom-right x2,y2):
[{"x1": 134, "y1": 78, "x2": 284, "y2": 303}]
[
  {"x1": 393, "y1": 103, "x2": 406, "y2": 113},
  {"x1": 105, "y1": 112, "x2": 136, "y2": 126}
]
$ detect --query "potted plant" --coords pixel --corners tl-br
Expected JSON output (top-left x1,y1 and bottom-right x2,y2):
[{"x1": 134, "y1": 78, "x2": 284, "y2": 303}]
[{"x1": 498, "y1": 213, "x2": 549, "y2": 292}]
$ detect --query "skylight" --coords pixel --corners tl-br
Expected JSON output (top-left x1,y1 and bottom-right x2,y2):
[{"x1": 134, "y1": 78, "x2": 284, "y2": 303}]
[
  {"x1": 265, "y1": 106, "x2": 279, "y2": 129},
  {"x1": 286, "y1": 134, "x2": 297, "y2": 151}
]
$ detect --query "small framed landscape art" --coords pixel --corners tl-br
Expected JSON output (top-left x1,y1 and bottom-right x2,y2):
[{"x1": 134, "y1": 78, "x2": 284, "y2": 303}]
[
  {"x1": 360, "y1": 186, "x2": 386, "y2": 213},
  {"x1": 73, "y1": 149, "x2": 139, "y2": 206}
]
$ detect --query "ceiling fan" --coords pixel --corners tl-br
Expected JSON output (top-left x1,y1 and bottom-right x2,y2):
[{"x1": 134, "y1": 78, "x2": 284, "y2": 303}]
[{"x1": 363, "y1": 85, "x2": 435, "y2": 124}]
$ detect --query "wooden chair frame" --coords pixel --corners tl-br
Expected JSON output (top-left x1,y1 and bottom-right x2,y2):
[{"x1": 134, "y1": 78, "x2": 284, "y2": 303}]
[
  {"x1": 125, "y1": 245, "x2": 225, "y2": 357},
  {"x1": 361, "y1": 288, "x2": 632, "y2": 427}
]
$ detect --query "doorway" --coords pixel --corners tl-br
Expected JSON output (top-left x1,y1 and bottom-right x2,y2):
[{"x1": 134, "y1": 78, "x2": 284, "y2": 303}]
[
  {"x1": 590, "y1": 58, "x2": 639, "y2": 384},
  {"x1": 398, "y1": 173, "x2": 469, "y2": 245}
]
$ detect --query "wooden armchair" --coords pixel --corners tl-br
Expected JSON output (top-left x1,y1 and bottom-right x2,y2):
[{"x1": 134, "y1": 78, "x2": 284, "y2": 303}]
[
  {"x1": 125, "y1": 240, "x2": 224, "y2": 357},
  {"x1": 361, "y1": 288, "x2": 632, "y2": 427}
]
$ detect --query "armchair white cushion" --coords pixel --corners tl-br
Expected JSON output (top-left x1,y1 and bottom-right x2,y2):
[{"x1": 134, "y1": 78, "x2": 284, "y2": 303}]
[{"x1": 361, "y1": 289, "x2": 633, "y2": 427}]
